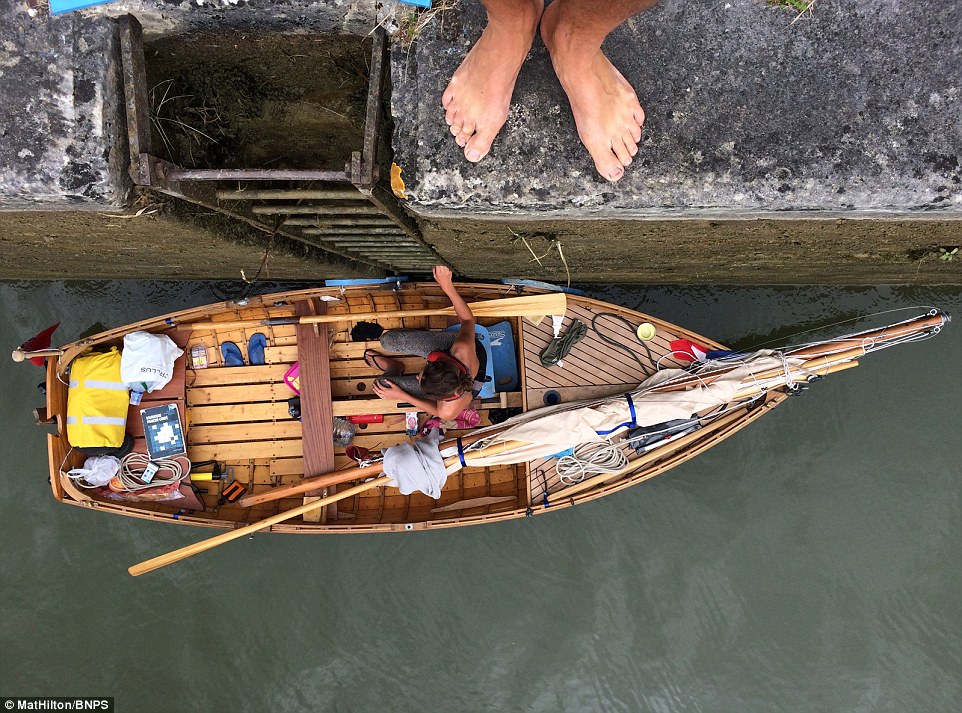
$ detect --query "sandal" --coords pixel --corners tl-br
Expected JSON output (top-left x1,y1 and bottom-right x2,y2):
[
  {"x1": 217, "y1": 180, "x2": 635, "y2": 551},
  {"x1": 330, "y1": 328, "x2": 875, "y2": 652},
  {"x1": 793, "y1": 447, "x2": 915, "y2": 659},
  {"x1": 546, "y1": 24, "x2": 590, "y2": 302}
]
[
  {"x1": 248, "y1": 333, "x2": 267, "y2": 366},
  {"x1": 363, "y1": 349, "x2": 403, "y2": 376},
  {"x1": 221, "y1": 341, "x2": 244, "y2": 366}
]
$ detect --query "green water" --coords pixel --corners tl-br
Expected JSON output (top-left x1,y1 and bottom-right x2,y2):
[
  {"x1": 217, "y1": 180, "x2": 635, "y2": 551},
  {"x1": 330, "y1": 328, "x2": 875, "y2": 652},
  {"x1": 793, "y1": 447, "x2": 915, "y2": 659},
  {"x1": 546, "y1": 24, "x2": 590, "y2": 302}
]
[{"x1": 1, "y1": 282, "x2": 960, "y2": 713}]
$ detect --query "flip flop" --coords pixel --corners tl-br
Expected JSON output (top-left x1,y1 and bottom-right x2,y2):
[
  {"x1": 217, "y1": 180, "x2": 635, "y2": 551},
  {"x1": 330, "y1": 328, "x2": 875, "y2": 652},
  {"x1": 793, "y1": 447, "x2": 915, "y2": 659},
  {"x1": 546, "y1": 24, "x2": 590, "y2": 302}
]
[
  {"x1": 221, "y1": 341, "x2": 244, "y2": 366},
  {"x1": 248, "y1": 333, "x2": 267, "y2": 366},
  {"x1": 364, "y1": 348, "x2": 403, "y2": 376}
]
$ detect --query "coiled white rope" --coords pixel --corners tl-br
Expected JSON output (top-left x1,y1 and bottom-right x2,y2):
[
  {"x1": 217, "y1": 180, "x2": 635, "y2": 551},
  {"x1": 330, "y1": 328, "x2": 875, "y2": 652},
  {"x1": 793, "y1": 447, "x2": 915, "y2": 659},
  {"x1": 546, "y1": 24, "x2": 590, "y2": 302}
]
[
  {"x1": 556, "y1": 442, "x2": 629, "y2": 485},
  {"x1": 116, "y1": 452, "x2": 190, "y2": 491}
]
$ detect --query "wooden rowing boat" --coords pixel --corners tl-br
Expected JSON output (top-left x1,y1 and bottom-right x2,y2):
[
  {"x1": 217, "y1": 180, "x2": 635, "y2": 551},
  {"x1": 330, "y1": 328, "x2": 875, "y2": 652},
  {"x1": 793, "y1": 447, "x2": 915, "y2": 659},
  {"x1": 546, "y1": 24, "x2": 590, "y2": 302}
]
[{"x1": 26, "y1": 281, "x2": 949, "y2": 544}]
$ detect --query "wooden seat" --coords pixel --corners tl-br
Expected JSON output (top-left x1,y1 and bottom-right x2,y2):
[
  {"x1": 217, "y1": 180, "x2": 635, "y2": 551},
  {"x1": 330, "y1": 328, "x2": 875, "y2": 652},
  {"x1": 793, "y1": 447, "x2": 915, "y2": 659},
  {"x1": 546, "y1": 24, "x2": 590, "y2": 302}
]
[{"x1": 294, "y1": 299, "x2": 336, "y2": 522}]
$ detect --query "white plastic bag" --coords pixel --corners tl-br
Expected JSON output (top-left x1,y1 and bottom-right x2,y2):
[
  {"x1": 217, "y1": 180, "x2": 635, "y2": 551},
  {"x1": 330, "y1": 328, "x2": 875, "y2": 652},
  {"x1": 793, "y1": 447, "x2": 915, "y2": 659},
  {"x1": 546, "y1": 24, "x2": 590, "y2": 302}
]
[
  {"x1": 120, "y1": 331, "x2": 184, "y2": 392},
  {"x1": 67, "y1": 455, "x2": 121, "y2": 487}
]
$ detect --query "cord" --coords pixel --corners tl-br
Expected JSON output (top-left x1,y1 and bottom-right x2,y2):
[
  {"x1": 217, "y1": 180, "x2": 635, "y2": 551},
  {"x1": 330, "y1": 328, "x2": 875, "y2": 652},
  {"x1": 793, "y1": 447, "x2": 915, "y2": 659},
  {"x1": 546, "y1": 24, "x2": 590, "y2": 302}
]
[
  {"x1": 116, "y1": 452, "x2": 191, "y2": 491},
  {"x1": 591, "y1": 312, "x2": 655, "y2": 377},
  {"x1": 556, "y1": 442, "x2": 629, "y2": 485}
]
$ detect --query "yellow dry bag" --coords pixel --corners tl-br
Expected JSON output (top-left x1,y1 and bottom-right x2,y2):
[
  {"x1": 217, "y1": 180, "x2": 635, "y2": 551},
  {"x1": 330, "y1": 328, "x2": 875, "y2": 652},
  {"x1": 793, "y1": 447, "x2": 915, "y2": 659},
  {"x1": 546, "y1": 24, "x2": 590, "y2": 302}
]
[{"x1": 66, "y1": 348, "x2": 129, "y2": 449}]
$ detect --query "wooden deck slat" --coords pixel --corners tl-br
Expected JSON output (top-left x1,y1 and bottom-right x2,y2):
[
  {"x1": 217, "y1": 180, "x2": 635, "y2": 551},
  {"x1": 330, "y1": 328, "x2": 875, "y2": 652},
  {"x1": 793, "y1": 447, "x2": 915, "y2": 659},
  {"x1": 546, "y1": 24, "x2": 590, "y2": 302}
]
[
  {"x1": 521, "y1": 300, "x2": 707, "y2": 505},
  {"x1": 188, "y1": 363, "x2": 290, "y2": 387},
  {"x1": 295, "y1": 299, "x2": 337, "y2": 523},
  {"x1": 187, "y1": 382, "x2": 293, "y2": 406},
  {"x1": 526, "y1": 385, "x2": 640, "y2": 408},
  {"x1": 190, "y1": 420, "x2": 302, "y2": 444},
  {"x1": 188, "y1": 401, "x2": 292, "y2": 425},
  {"x1": 523, "y1": 342, "x2": 624, "y2": 386},
  {"x1": 188, "y1": 439, "x2": 304, "y2": 461}
]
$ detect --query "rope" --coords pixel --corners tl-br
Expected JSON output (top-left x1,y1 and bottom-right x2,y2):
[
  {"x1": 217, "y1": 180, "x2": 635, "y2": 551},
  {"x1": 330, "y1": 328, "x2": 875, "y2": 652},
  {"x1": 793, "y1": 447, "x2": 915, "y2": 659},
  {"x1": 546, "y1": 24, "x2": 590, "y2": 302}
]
[
  {"x1": 556, "y1": 442, "x2": 629, "y2": 485},
  {"x1": 591, "y1": 312, "x2": 655, "y2": 377},
  {"x1": 540, "y1": 319, "x2": 587, "y2": 367},
  {"x1": 113, "y1": 452, "x2": 191, "y2": 491}
]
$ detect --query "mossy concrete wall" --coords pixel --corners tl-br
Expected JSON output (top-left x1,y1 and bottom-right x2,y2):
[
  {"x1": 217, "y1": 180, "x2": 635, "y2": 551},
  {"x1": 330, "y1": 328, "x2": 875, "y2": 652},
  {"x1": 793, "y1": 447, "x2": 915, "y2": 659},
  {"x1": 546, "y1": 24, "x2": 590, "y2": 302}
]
[
  {"x1": 390, "y1": 0, "x2": 961, "y2": 218},
  {"x1": 0, "y1": 0, "x2": 959, "y2": 283}
]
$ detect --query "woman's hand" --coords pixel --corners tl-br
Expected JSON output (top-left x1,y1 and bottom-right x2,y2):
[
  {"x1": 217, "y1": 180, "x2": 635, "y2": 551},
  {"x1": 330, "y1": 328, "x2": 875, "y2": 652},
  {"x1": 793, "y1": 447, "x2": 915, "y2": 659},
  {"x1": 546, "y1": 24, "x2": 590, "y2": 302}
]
[
  {"x1": 372, "y1": 378, "x2": 407, "y2": 402},
  {"x1": 433, "y1": 265, "x2": 454, "y2": 288}
]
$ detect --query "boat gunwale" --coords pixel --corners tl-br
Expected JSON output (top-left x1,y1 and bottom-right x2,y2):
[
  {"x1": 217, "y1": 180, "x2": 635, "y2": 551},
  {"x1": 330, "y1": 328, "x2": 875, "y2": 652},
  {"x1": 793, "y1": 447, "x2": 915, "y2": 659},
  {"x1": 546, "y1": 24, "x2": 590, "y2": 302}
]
[{"x1": 39, "y1": 286, "x2": 946, "y2": 534}]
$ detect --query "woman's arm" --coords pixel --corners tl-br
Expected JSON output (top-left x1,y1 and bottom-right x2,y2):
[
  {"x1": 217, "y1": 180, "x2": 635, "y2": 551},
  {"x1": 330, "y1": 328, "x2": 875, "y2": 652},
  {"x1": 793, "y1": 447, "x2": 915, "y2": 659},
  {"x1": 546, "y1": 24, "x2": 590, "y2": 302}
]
[
  {"x1": 371, "y1": 379, "x2": 470, "y2": 420},
  {"x1": 434, "y1": 265, "x2": 474, "y2": 324},
  {"x1": 434, "y1": 266, "x2": 480, "y2": 375}
]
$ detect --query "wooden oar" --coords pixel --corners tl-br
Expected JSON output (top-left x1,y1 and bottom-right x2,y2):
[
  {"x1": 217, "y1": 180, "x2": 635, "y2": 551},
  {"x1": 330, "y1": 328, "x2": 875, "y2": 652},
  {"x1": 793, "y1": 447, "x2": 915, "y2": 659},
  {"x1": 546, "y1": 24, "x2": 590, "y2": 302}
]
[
  {"x1": 182, "y1": 293, "x2": 567, "y2": 330},
  {"x1": 235, "y1": 427, "x2": 509, "y2": 508},
  {"x1": 237, "y1": 463, "x2": 384, "y2": 507},
  {"x1": 128, "y1": 476, "x2": 391, "y2": 576}
]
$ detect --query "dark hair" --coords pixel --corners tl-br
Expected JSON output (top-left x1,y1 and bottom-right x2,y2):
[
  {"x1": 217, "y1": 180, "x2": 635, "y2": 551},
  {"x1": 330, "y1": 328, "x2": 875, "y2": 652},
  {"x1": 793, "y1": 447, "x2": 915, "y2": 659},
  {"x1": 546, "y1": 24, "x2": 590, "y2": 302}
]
[{"x1": 419, "y1": 361, "x2": 473, "y2": 399}]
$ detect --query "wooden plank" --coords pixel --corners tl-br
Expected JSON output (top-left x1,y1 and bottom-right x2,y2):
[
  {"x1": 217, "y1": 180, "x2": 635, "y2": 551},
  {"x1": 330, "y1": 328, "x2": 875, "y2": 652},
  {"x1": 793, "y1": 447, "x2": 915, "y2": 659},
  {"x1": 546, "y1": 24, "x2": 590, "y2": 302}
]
[
  {"x1": 188, "y1": 439, "x2": 304, "y2": 462},
  {"x1": 189, "y1": 420, "x2": 302, "y2": 444},
  {"x1": 328, "y1": 390, "x2": 522, "y2": 417},
  {"x1": 329, "y1": 356, "x2": 422, "y2": 379},
  {"x1": 269, "y1": 455, "x2": 358, "y2": 478},
  {"x1": 188, "y1": 401, "x2": 292, "y2": 425},
  {"x1": 187, "y1": 382, "x2": 293, "y2": 406},
  {"x1": 187, "y1": 363, "x2": 290, "y2": 387},
  {"x1": 295, "y1": 299, "x2": 337, "y2": 522},
  {"x1": 525, "y1": 384, "x2": 640, "y2": 408}
]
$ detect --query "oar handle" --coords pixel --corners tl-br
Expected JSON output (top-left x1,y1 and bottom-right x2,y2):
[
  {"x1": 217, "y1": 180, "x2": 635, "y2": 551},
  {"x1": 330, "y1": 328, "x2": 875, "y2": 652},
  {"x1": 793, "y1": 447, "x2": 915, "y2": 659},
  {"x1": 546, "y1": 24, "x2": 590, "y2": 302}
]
[
  {"x1": 128, "y1": 475, "x2": 391, "y2": 576},
  {"x1": 179, "y1": 293, "x2": 566, "y2": 331},
  {"x1": 237, "y1": 463, "x2": 385, "y2": 507},
  {"x1": 238, "y1": 427, "x2": 511, "y2": 508}
]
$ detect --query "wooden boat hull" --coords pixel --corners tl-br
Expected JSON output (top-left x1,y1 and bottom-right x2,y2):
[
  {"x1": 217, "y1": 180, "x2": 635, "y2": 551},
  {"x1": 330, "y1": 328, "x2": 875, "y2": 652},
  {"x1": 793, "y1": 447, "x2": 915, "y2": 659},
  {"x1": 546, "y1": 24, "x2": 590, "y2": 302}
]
[{"x1": 41, "y1": 282, "x2": 948, "y2": 534}]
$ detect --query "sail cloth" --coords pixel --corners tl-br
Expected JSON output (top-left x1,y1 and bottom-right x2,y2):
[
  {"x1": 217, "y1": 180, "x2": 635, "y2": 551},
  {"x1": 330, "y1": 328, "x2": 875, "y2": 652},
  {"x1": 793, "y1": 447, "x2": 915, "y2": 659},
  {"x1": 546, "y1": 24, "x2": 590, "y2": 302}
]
[
  {"x1": 450, "y1": 353, "x2": 804, "y2": 468},
  {"x1": 382, "y1": 428, "x2": 448, "y2": 498}
]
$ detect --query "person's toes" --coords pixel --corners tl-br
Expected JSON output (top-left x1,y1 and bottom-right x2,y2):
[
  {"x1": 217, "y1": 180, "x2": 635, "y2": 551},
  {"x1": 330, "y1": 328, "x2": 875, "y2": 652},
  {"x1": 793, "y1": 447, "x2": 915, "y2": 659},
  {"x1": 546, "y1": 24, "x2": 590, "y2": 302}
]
[
  {"x1": 464, "y1": 127, "x2": 497, "y2": 162},
  {"x1": 629, "y1": 123, "x2": 642, "y2": 144},
  {"x1": 625, "y1": 135, "x2": 639, "y2": 157},
  {"x1": 445, "y1": 106, "x2": 458, "y2": 127},
  {"x1": 455, "y1": 118, "x2": 477, "y2": 146},
  {"x1": 604, "y1": 163, "x2": 625, "y2": 181},
  {"x1": 587, "y1": 142, "x2": 625, "y2": 181},
  {"x1": 442, "y1": 85, "x2": 456, "y2": 110},
  {"x1": 465, "y1": 147, "x2": 488, "y2": 162},
  {"x1": 612, "y1": 139, "x2": 633, "y2": 167}
]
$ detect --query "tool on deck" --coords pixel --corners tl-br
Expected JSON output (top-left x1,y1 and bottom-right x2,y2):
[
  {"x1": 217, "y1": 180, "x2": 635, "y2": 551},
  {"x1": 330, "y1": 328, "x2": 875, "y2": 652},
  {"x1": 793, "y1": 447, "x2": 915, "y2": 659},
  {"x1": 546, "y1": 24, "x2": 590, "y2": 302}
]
[
  {"x1": 218, "y1": 481, "x2": 247, "y2": 506},
  {"x1": 215, "y1": 469, "x2": 246, "y2": 506},
  {"x1": 189, "y1": 460, "x2": 226, "y2": 481}
]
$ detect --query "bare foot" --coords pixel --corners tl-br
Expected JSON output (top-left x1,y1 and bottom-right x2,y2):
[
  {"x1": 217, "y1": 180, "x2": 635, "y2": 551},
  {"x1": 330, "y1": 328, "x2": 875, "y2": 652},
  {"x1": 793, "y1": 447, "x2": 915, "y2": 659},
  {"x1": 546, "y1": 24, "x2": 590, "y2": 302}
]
[
  {"x1": 442, "y1": 0, "x2": 544, "y2": 163},
  {"x1": 364, "y1": 349, "x2": 403, "y2": 376},
  {"x1": 540, "y1": 2, "x2": 645, "y2": 182}
]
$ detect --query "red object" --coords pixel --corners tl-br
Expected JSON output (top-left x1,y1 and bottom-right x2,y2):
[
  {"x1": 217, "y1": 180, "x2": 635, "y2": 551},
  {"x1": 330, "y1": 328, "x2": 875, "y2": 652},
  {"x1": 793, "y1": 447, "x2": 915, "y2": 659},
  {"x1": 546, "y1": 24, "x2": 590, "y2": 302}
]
[
  {"x1": 345, "y1": 445, "x2": 371, "y2": 462},
  {"x1": 348, "y1": 414, "x2": 383, "y2": 424},
  {"x1": 20, "y1": 322, "x2": 60, "y2": 366},
  {"x1": 669, "y1": 338, "x2": 710, "y2": 363}
]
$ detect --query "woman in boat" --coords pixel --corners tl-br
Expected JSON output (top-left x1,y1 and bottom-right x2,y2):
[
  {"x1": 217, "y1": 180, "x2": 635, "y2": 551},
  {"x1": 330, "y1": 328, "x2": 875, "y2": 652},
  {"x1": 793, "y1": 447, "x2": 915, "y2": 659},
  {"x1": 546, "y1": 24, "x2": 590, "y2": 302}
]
[{"x1": 369, "y1": 265, "x2": 486, "y2": 420}]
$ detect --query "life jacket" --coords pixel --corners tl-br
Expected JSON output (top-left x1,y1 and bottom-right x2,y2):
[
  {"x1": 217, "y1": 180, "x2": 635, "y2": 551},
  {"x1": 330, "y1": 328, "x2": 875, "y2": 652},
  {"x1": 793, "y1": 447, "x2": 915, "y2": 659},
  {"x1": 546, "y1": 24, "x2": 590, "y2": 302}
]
[
  {"x1": 426, "y1": 339, "x2": 489, "y2": 400},
  {"x1": 66, "y1": 348, "x2": 129, "y2": 449}
]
